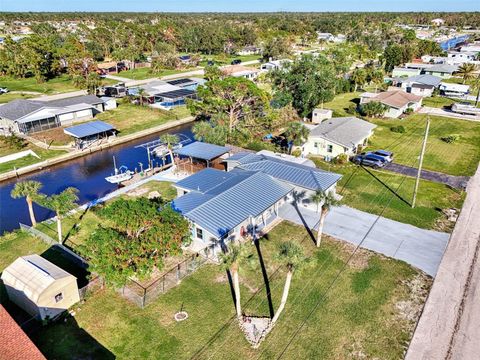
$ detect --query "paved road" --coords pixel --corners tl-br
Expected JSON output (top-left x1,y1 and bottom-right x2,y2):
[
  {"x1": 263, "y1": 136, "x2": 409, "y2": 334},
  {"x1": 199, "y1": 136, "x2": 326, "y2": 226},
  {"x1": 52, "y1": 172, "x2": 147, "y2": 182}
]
[
  {"x1": 279, "y1": 203, "x2": 450, "y2": 276},
  {"x1": 419, "y1": 106, "x2": 480, "y2": 122},
  {"x1": 384, "y1": 162, "x2": 469, "y2": 189},
  {"x1": 406, "y1": 164, "x2": 480, "y2": 359}
]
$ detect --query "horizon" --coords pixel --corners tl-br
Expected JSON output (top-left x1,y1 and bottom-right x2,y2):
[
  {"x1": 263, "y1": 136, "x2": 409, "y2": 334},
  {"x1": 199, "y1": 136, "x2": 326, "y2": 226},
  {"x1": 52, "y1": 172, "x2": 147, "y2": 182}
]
[{"x1": 0, "y1": 0, "x2": 479, "y2": 13}]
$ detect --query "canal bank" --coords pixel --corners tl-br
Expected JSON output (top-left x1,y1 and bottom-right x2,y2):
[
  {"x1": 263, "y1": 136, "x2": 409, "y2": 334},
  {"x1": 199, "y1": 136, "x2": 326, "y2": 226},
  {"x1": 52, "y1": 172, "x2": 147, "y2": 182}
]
[
  {"x1": 0, "y1": 116, "x2": 195, "y2": 182},
  {"x1": 0, "y1": 122, "x2": 195, "y2": 234}
]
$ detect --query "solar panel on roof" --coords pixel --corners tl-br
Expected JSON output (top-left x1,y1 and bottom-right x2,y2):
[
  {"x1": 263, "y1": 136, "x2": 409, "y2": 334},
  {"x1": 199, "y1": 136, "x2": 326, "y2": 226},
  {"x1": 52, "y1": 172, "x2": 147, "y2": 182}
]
[
  {"x1": 157, "y1": 89, "x2": 195, "y2": 100},
  {"x1": 167, "y1": 78, "x2": 193, "y2": 86}
]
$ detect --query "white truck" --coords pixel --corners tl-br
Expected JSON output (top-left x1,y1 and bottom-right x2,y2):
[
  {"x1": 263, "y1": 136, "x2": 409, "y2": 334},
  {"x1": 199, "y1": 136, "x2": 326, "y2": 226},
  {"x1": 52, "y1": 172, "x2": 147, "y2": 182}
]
[{"x1": 452, "y1": 103, "x2": 480, "y2": 116}]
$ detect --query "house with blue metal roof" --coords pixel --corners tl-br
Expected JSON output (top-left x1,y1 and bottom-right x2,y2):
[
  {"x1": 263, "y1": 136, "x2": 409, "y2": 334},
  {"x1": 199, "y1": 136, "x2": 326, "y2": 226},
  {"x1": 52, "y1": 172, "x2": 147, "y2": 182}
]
[
  {"x1": 171, "y1": 168, "x2": 293, "y2": 252},
  {"x1": 174, "y1": 142, "x2": 230, "y2": 173}
]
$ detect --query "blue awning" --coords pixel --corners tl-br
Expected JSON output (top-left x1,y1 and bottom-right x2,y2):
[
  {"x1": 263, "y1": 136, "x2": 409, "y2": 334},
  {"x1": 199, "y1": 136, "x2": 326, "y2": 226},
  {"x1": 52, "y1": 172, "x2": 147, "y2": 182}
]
[
  {"x1": 175, "y1": 142, "x2": 229, "y2": 161},
  {"x1": 64, "y1": 121, "x2": 115, "y2": 139}
]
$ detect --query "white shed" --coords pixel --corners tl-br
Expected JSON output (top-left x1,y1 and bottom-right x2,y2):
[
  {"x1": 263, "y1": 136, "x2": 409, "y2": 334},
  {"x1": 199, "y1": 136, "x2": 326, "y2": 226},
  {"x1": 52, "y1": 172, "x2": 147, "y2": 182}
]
[
  {"x1": 1, "y1": 255, "x2": 80, "y2": 320},
  {"x1": 100, "y1": 97, "x2": 118, "y2": 110}
]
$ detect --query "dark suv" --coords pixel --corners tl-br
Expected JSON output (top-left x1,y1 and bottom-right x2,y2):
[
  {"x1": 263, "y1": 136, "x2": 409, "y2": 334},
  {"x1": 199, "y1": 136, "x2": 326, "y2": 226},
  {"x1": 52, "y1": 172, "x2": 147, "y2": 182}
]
[
  {"x1": 353, "y1": 153, "x2": 387, "y2": 169},
  {"x1": 231, "y1": 59, "x2": 242, "y2": 65}
]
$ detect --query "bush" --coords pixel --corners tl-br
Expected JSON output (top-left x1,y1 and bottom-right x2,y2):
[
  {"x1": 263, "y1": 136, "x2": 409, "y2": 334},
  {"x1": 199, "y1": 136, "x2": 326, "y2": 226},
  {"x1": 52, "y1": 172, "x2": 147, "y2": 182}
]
[
  {"x1": 333, "y1": 153, "x2": 348, "y2": 164},
  {"x1": 441, "y1": 134, "x2": 460, "y2": 143},
  {"x1": 346, "y1": 103, "x2": 358, "y2": 115},
  {"x1": 404, "y1": 107, "x2": 414, "y2": 115},
  {"x1": 360, "y1": 101, "x2": 387, "y2": 118},
  {"x1": 390, "y1": 125, "x2": 406, "y2": 133},
  {"x1": 291, "y1": 148, "x2": 302, "y2": 157}
]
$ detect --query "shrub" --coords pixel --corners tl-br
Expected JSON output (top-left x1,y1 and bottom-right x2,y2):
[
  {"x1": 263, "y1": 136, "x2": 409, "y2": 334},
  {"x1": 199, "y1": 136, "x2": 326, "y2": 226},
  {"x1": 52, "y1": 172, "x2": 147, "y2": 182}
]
[
  {"x1": 441, "y1": 134, "x2": 460, "y2": 143},
  {"x1": 346, "y1": 103, "x2": 358, "y2": 115},
  {"x1": 291, "y1": 148, "x2": 302, "y2": 157},
  {"x1": 404, "y1": 107, "x2": 414, "y2": 115},
  {"x1": 333, "y1": 153, "x2": 348, "y2": 164},
  {"x1": 360, "y1": 101, "x2": 387, "y2": 118},
  {"x1": 390, "y1": 125, "x2": 406, "y2": 133}
]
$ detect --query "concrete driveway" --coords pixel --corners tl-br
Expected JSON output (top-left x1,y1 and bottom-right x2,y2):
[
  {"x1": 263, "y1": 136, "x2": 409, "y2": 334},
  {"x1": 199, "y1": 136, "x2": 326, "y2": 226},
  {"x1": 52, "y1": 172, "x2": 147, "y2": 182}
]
[{"x1": 278, "y1": 203, "x2": 450, "y2": 276}]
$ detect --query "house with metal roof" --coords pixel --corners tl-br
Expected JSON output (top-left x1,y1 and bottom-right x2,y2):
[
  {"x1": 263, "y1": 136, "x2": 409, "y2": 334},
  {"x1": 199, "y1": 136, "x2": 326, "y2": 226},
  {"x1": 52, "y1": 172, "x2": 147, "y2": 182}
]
[
  {"x1": 1, "y1": 255, "x2": 80, "y2": 320},
  {"x1": 0, "y1": 95, "x2": 106, "y2": 134},
  {"x1": 224, "y1": 152, "x2": 342, "y2": 211},
  {"x1": 422, "y1": 64, "x2": 458, "y2": 79},
  {"x1": 129, "y1": 79, "x2": 199, "y2": 109},
  {"x1": 174, "y1": 141, "x2": 230, "y2": 173},
  {"x1": 394, "y1": 74, "x2": 443, "y2": 97},
  {"x1": 172, "y1": 168, "x2": 294, "y2": 252},
  {"x1": 303, "y1": 117, "x2": 376, "y2": 158}
]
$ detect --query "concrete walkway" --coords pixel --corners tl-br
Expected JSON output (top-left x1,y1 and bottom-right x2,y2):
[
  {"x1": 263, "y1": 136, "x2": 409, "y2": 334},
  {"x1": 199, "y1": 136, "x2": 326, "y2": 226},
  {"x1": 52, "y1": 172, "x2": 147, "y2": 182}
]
[
  {"x1": 278, "y1": 203, "x2": 450, "y2": 276},
  {"x1": 406, "y1": 164, "x2": 480, "y2": 359},
  {"x1": 384, "y1": 162, "x2": 469, "y2": 189}
]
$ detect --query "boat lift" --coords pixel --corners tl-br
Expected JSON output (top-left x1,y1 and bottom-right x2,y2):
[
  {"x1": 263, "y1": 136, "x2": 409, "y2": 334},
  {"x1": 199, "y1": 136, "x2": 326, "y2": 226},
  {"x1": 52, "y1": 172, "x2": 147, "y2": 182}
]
[{"x1": 135, "y1": 134, "x2": 191, "y2": 170}]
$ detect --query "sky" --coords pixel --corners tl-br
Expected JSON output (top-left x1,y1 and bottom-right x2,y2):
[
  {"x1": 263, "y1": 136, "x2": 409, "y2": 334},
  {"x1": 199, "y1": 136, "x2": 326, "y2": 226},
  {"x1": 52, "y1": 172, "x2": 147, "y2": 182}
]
[{"x1": 0, "y1": 0, "x2": 479, "y2": 13}]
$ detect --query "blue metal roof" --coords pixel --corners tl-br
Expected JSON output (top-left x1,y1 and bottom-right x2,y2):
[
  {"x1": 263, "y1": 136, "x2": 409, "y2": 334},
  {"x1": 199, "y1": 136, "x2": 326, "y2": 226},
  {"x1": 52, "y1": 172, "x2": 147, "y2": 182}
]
[
  {"x1": 175, "y1": 142, "x2": 229, "y2": 161},
  {"x1": 64, "y1": 121, "x2": 115, "y2": 139},
  {"x1": 237, "y1": 155, "x2": 342, "y2": 191},
  {"x1": 175, "y1": 168, "x2": 236, "y2": 192},
  {"x1": 225, "y1": 152, "x2": 252, "y2": 161},
  {"x1": 172, "y1": 171, "x2": 293, "y2": 238}
]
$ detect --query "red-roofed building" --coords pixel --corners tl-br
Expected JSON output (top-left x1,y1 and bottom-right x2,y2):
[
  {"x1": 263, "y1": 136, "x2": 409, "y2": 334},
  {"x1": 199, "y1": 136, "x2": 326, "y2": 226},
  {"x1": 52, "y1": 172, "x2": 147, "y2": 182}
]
[{"x1": 0, "y1": 305, "x2": 45, "y2": 360}]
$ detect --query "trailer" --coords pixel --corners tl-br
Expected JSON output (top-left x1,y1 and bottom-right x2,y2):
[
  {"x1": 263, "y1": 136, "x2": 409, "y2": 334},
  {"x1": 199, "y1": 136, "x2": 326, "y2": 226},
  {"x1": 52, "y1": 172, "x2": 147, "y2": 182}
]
[{"x1": 452, "y1": 103, "x2": 480, "y2": 116}]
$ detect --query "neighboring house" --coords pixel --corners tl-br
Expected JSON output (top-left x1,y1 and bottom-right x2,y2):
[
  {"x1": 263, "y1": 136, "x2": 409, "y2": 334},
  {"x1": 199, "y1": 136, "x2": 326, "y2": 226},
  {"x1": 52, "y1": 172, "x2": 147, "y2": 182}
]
[
  {"x1": 361, "y1": 90, "x2": 423, "y2": 118},
  {"x1": 0, "y1": 95, "x2": 106, "y2": 134},
  {"x1": 395, "y1": 74, "x2": 443, "y2": 97},
  {"x1": 1, "y1": 255, "x2": 80, "y2": 321},
  {"x1": 422, "y1": 64, "x2": 458, "y2": 79},
  {"x1": 303, "y1": 117, "x2": 377, "y2": 158},
  {"x1": 447, "y1": 51, "x2": 478, "y2": 65},
  {"x1": 391, "y1": 67, "x2": 421, "y2": 78},
  {"x1": 172, "y1": 168, "x2": 294, "y2": 253},
  {"x1": 224, "y1": 152, "x2": 342, "y2": 210},
  {"x1": 237, "y1": 46, "x2": 261, "y2": 56},
  {"x1": 221, "y1": 65, "x2": 260, "y2": 80},
  {"x1": 439, "y1": 83, "x2": 470, "y2": 97},
  {"x1": 129, "y1": 79, "x2": 198, "y2": 108},
  {"x1": 179, "y1": 55, "x2": 192, "y2": 65},
  {"x1": 0, "y1": 305, "x2": 46, "y2": 360},
  {"x1": 311, "y1": 108, "x2": 333, "y2": 124},
  {"x1": 460, "y1": 44, "x2": 480, "y2": 53},
  {"x1": 260, "y1": 59, "x2": 293, "y2": 71},
  {"x1": 431, "y1": 18, "x2": 445, "y2": 26},
  {"x1": 97, "y1": 61, "x2": 119, "y2": 74}
]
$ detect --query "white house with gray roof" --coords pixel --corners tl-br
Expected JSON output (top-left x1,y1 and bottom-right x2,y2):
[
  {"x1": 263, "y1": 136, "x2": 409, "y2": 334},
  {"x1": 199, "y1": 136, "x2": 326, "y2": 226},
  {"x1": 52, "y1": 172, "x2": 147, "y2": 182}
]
[
  {"x1": 302, "y1": 117, "x2": 377, "y2": 159},
  {"x1": 0, "y1": 95, "x2": 105, "y2": 134}
]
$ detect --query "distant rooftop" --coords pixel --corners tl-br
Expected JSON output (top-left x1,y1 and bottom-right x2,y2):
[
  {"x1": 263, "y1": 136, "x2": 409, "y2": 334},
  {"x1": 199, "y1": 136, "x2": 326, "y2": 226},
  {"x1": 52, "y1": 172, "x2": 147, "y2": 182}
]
[{"x1": 175, "y1": 142, "x2": 230, "y2": 161}]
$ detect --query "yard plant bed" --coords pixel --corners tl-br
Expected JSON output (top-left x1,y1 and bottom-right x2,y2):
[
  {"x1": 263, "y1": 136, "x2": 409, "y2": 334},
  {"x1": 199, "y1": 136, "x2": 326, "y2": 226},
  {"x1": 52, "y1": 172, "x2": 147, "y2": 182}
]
[{"x1": 10, "y1": 222, "x2": 432, "y2": 360}]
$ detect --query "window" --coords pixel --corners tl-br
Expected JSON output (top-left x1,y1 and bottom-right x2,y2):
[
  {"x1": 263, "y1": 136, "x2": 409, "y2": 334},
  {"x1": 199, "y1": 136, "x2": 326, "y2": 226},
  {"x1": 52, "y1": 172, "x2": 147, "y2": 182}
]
[
  {"x1": 314, "y1": 142, "x2": 318, "y2": 148},
  {"x1": 196, "y1": 228, "x2": 203, "y2": 240},
  {"x1": 54, "y1": 293, "x2": 63, "y2": 303},
  {"x1": 327, "y1": 144, "x2": 333, "y2": 153}
]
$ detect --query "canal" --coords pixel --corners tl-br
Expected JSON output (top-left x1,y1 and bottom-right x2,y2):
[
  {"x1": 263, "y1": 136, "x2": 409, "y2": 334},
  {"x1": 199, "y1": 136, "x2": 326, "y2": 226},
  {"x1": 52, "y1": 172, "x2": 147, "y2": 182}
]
[{"x1": 0, "y1": 123, "x2": 194, "y2": 235}]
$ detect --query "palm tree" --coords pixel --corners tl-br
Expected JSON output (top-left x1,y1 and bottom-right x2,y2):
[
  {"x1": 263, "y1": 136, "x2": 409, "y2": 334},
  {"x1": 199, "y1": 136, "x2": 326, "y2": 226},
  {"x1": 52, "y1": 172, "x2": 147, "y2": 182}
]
[
  {"x1": 42, "y1": 187, "x2": 79, "y2": 243},
  {"x1": 271, "y1": 241, "x2": 306, "y2": 325},
  {"x1": 350, "y1": 68, "x2": 367, "y2": 92},
  {"x1": 285, "y1": 122, "x2": 310, "y2": 154},
  {"x1": 457, "y1": 63, "x2": 478, "y2": 84},
  {"x1": 137, "y1": 88, "x2": 147, "y2": 106},
  {"x1": 310, "y1": 190, "x2": 341, "y2": 247},
  {"x1": 160, "y1": 133, "x2": 180, "y2": 166},
  {"x1": 10, "y1": 181, "x2": 44, "y2": 226},
  {"x1": 219, "y1": 243, "x2": 244, "y2": 319}
]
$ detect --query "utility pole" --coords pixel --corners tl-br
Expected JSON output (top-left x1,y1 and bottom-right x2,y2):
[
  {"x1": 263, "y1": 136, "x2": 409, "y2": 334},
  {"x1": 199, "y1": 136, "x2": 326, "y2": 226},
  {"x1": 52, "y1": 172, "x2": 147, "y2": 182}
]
[{"x1": 412, "y1": 118, "x2": 430, "y2": 208}]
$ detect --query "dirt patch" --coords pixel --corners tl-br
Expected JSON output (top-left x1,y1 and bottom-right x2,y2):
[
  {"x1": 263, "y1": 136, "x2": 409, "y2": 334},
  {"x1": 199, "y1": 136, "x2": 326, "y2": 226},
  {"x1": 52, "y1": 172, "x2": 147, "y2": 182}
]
[
  {"x1": 395, "y1": 274, "x2": 432, "y2": 324},
  {"x1": 324, "y1": 236, "x2": 372, "y2": 270},
  {"x1": 29, "y1": 126, "x2": 72, "y2": 146}
]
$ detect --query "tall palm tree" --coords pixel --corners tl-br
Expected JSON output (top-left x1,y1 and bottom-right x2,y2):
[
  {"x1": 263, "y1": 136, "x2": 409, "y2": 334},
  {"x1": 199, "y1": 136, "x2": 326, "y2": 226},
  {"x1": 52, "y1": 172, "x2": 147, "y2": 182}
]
[
  {"x1": 271, "y1": 241, "x2": 306, "y2": 325},
  {"x1": 10, "y1": 181, "x2": 44, "y2": 227},
  {"x1": 457, "y1": 63, "x2": 478, "y2": 84},
  {"x1": 350, "y1": 68, "x2": 367, "y2": 92},
  {"x1": 309, "y1": 190, "x2": 341, "y2": 247},
  {"x1": 285, "y1": 122, "x2": 310, "y2": 154},
  {"x1": 219, "y1": 243, "x2": 244, "y2": 319},
  {"x1": 42, "y1": 187, "x2": 79, "y2": 243},
  {"x1": 160, "y1": 133, "x2": 180, "y2": 166},
  {"x1": 137, "y1": 88, "x2": 147, "y2": 106}
]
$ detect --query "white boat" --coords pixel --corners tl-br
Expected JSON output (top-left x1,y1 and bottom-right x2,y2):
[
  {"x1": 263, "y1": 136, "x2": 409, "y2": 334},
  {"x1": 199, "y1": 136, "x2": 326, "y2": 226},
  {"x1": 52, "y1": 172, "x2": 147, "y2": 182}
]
[
  {"x1": 152, "y1": 143, "x2": 183, "y2": 157},
  {"x1": 105, "y1": 157, "x2": 134, "y2": 184}
]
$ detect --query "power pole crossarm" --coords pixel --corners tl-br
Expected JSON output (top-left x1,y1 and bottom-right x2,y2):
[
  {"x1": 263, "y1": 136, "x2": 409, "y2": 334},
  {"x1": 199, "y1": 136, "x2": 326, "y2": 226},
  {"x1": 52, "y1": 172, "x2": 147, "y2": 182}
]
[{"x1": 412, "y1": 118, "x2": 430, "y2": 208}]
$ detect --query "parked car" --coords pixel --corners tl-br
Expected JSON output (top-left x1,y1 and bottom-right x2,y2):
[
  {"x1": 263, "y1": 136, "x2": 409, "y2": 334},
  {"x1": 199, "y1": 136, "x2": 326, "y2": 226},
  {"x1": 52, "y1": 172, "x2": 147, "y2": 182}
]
[
  {"x1": 368, "y1": 150, "x2": 394, "y2": 163},
  {"x1": 231, "y1": 59, "x2": 242, "y2": 65},
  {"x1": 207, "y1": 60, "x2": 215, "y2": 66},
  {"x1": 353, "y1": 154, "x2": 387, "y2": 169},
  {"x1": 0, "y1": 87, "x2": 8, "y2": 94}
]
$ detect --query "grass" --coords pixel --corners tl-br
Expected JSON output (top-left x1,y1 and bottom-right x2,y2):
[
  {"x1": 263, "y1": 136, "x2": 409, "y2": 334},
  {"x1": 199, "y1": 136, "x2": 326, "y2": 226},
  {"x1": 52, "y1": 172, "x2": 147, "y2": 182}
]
[
  {"x1": 0, "y1": 230, "x2": 49, "y2": 272},
  {"x1": 0, "y1": 75, "x2": 115, "y2": 95},
  {"x1": 25, "y1": 221, "x2": 428, "y2": 359},
  {"x1": 311, "y1": 158, "x2": 464, "y2": 230},
  {"x1": 422, "y1": 96, "x2": 479, "y2": 109},
  {"x1": 367, "y1": 114, "x2": 480, "y2": 177},
  {"x1": 118, "y1": 67, "x2": 201, "y2": 80},
  {"x1": 199, "y1": 54, "x2": 261, "y2": 66},
  {"x1": 321, "y1": 91, "x2": 362, "y2": 117},
  {"x1": 95, "y1": 103, "x2": 191, "y2": 136},
  {"x1": 0, "y1": 92, "x2": 37, "y2": 103}
]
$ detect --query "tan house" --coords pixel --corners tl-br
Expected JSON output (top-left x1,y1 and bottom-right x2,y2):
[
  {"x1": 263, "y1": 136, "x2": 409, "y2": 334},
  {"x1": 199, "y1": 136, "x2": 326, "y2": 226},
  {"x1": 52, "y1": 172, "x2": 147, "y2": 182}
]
[
  {"x1": 360, "y1": 90, "x2": 422, "y2": 118},
  {"x1": 222, "y1": 65, "x2": 260, "y2": 80},
  {"x1": 303, "y1": 117, "x2": 377, "y2": 158},
  {"x1": 1, "y1": 255, "x2": 80, "y2": 320}
]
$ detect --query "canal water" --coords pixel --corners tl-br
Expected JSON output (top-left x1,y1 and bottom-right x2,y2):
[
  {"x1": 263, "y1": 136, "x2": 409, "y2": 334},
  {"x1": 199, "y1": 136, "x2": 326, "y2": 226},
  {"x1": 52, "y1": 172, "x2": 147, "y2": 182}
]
[{"x1": 0, "y1": 124, "x2": 194, "y2": 235}]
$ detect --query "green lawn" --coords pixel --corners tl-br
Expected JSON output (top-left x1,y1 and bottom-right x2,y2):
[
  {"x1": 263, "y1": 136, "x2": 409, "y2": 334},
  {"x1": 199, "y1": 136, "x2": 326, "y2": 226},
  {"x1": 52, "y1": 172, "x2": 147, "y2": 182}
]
[
  {"x1": 199, "y1": 54, "x2": 261, "y2": 66},
  {"x1": 118, "y1": 67, "x2": 201, "y2": 80},
  {"x1": 311, "y1": 158, "x2": 464, "y2": 230},
  {"x1": 0, "y1": 92, "x2": 37, "y2": 103},
  {"x1": 95, "y1": 103, "x2": 191, "y2": 136},
  {"x1": 321, "y1": 91, "x2": 362, "y2": 117},
  {"x1": 22, "y1": 221, "x2": 428, "y2": 360},
  {"x1": 422, "y1": 96, "x2": 480, "y2": 109},
  {"x1": 367, "y1": 114, "x2": 480, "y2": 177}
]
